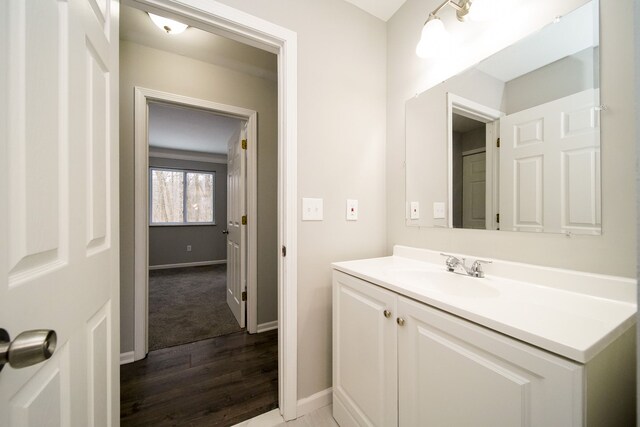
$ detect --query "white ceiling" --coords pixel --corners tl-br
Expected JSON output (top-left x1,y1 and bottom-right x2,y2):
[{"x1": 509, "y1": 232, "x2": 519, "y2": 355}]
[
  {"x1": 342, "y1": 0, "x2": 407, "y2": 21},
  {"x1": 120, "y1": 4, "x2": 277, "y2": 81},
  {"x1": 148, "y1": 102, "x2": 244, "y2": 155}
]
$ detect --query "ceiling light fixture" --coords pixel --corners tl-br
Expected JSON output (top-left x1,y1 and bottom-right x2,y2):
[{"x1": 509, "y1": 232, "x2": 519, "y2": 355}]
[
  {"x1": 148, "y1": 13, "x2": 188, "y2": 35},
  {"x1": 416, "y1": 0, "x2": 491, "y2": 58}
]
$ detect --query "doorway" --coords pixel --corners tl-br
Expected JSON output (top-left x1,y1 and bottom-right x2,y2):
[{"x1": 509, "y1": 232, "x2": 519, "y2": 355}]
[
  {"x1": 447, "y1": 93, "x2": 503, "y2": 231},
  {"x1": 451, "y1": 113, "x2": 487, "y2": 229},
  {"x1": 119, "y1": 1, "x2": 298, "y2": 422},
  {"x1": 146, "y1": 101, "x2": 245, "y2": 350}
]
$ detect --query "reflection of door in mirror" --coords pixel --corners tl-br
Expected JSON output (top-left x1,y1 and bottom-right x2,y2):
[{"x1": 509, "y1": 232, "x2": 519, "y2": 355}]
[
  {"x1": 452, "y1": 114, "x2": 487, "y2": 229},
  {"x1": 500, "y1": 89, "x2": 601, "y2": 235},
  {"x1": 462, "y1": 151, "x2": 486, "y2": 229}
]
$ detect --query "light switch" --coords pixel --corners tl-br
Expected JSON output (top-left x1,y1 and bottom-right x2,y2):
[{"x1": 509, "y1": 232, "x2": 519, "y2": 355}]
[
  {"x1": 346, "y1": 199, "x2": 358, "y2": 221},
  {"x1": 410, "y1": 202, "x2": 420, "y2": 219},
  {"x1": 433, "y1": 202, "x2": 446, "y2": 219},
  {"x1": 302, "y1": 198, "x2": 323, "y2": 221}
]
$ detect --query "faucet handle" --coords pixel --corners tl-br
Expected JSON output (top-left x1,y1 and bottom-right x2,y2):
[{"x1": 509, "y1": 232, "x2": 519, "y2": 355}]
[
  {"x1": 440, "y1": 253, "x2": 461, "y2": 271},
  {"x1": 470, "y1": 259, "x2": 492, "y2": 277}
]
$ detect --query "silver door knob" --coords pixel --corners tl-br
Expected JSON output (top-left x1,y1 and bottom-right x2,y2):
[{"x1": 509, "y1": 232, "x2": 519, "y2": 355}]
[
  {"x1": 0, "y1": 328, "x2": 57, "y2": 372},
  {"x1": 397, "y1": 317, "x2": 406, "y2": 326},
  {"x1": 383, "y1": 310, "x2": 392, "y2": 318},
  {"x1": 222, "y1": 230, "x2": 229, "y2": 235}
]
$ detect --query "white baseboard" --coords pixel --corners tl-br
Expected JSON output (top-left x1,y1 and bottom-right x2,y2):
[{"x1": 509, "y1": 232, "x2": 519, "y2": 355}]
[
  {"x1": 296, "y1": 387, "x2": 332, "y2": 418},
  {"x1": 257, "y1": 320, "x2": 278, "y2": 333},
  {"x1": 149, "y1": 260, "x2": 226, "y2": 270},
  {"x1": 120, "y1": 351, "x2": 135, "y2": 365}
]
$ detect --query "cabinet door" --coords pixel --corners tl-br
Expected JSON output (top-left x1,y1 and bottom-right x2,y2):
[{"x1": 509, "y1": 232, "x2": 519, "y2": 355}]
[
  {"x1": 333, "y1": 271, "x2": 398, "y2": 427},
  {"x1": 397, "y1": 296, "x2": 583, "y2": 427}
]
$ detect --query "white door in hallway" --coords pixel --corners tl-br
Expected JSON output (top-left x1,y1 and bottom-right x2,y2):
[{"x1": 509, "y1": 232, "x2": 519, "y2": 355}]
[
  {"x1": 227, "y1": 123, "x2": 247, "y2": 328},
  {"x1": 0, "y1": 0, "x2": 119, "y2": 425}
]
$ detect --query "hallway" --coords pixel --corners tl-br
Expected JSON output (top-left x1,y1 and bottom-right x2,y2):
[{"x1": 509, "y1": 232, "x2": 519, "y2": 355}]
[{"x1": 121, "y1": 330, "x2": 278, "y2": 426}]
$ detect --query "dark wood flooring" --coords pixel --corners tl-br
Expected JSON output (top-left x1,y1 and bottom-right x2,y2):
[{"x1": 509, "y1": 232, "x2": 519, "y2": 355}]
[{"x1": 121, "y1": 330, "x2": 278, "y2": 426}]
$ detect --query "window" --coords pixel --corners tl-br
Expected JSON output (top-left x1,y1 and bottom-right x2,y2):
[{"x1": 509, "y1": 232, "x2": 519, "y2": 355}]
[{"x1": 150, "y1": 168, "x2": 215, "y2": 225}]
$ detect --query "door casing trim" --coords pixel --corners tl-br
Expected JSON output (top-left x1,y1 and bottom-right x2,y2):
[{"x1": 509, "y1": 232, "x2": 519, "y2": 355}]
[{"x1": 128, "y1": 0, "x2": 298, "y2": 420}]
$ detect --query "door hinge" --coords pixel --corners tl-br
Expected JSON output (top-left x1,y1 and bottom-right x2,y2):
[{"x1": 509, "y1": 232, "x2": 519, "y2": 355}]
[
  {"x1": 496, "y1": 137, "x2": 501, "y2": 148},
  {"x1": 241, "y1": 139, "x2": 247, "y2": 150},
  {"x1": 282, "y1": 245, "x2": 287, "y2": 257},
  {"x1": 241, "y1": 215, "x2": 247, "y2": 225},
  {"x1": 496, "y1": 213, "x2": 500, "y2": 223},
  {"x1": 241, "y1": 291, "x2": 247, "y2": 301}
]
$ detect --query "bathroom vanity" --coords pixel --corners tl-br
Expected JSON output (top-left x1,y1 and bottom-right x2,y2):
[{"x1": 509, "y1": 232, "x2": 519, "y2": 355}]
[{"x1": 332, "y1": 246, "x2": 636, "y2": 427}]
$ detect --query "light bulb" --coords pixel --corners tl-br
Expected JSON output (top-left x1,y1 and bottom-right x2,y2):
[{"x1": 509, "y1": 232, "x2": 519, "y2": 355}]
[
  {"x1": 416, "y1": 17, "x2": 451, "y2": 59},
  {"x1": 148, "y1": 13, "x2": 188, "y2": 35}
]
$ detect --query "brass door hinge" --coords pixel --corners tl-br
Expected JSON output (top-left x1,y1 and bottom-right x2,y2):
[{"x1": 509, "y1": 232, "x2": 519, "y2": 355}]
[
  {"x1": 241, "y1": 291, "x2": 247, "y2": 301},
  {"x1": 496, "y1": 137, "x2": 501, "y2": 148},
  {"x1": 241, "y1": 215, "x2": 247, "y2": 225},
  {"x1": 496, "y1": 213, "x2": 500, "y2": 223},
  {"x1": 241, "y1": 139, "x2": 247, "y2": 150}
]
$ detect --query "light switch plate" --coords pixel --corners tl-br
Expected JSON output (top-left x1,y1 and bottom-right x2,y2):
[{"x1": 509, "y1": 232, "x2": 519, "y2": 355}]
[
  {"x1": 302, "y1": 198, "x2": 323, "y2": 221},
  {"x1": 410, "y1": 201, "x2": 420, "y2": 219},
  {"x1": 346, "y1": 199, "x2": 358, "y2": 221},
  {"x1": 433, "y1": 202, "x2": 446, "y2": 219}
]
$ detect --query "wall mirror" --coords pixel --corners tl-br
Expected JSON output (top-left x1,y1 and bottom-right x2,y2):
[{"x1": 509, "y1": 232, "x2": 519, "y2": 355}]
[{"x1": 405, "y1": 0, "x2": 601, "y2": 235}]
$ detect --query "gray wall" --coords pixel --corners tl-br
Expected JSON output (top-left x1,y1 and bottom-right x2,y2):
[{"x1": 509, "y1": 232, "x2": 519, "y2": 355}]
[
  {"x1": 209, "y1": 0, "x2": 388, "y2": 399},
  {"x1": 388, "y1": 0, "x2": 636, "y2": 277},
  {"x1": 120, "y1": 40, "x2": 279, "y2": 353},
  {"x1": 148, "y1": 156, "x2": 227, "y2": 266},
  {"x1": 504, "y1": 46, "x2": 599, "y2": 114}
]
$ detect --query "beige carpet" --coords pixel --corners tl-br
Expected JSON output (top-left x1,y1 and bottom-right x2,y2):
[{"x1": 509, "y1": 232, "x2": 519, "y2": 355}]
[{"x1": 148, "y1": 264, "x2": 242, "y2": 350}]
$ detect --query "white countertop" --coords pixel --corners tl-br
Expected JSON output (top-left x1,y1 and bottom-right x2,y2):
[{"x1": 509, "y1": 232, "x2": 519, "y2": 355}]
[{"x1": 332, "y1": 247, "x2": 636, "y2": 363}]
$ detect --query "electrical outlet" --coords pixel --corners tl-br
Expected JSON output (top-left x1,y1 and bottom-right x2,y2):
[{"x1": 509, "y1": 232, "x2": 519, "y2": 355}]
[
  {"x1": 410, "y1": 201, "x2": 420, "y2": 219},
  {"x1": 346, "y1": 199, "x2": 358, "y2": 221},
  {"x1": 186, "y1": 245, "x2": 192, "y2": 252},
  {"x1": 433, "y1": 202, "x2": 446, "y2": 219}
]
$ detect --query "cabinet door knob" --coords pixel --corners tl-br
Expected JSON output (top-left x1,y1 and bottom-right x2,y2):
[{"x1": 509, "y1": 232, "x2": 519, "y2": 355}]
[
  {"x1": 396, "y1": 317, "x2": 405, "y2": 326},
  {"x1": 383, "y1": 310, "x2": 392, "y2": 318}
]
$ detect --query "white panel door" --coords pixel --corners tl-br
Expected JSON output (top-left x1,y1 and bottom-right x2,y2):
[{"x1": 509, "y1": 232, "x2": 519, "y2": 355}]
[
  {"x1": 500, "y1": 89, "x2": 600, "y2": 234},
  {"x1": 397, "y1": 297, "x2": 583, "y2": 427},
  {"x1": 226, "y1": 123, "x2": 247, "y2": 328},
  {"x1": 0, "y1": 0, "x2": 119, "y2": 426},
  {"x1": 462, "y1": 152, "x2": 486, "y2": 229},
  {"x1": 332, "y1": 272, "x2": 397, "y2": 427}
]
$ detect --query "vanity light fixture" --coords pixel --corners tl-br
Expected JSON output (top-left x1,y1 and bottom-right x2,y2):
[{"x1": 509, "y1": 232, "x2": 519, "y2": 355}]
[
  {"x1": 416, "y1": 0, "x2": 494, "y2": 58},
  {"x1": 148, "y1": 12, "x2": 188, "y2": 35}
]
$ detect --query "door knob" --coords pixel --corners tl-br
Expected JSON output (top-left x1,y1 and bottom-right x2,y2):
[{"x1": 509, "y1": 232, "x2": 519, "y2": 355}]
[
  {"x1": 396, "y1": 317, "x2": 406, "y2": 326},
  {"x1": 222, "y1": 230, "x2": 229, "y2": 235},
  {"x1": 0, "y1": 328, "x2": 57, "y2": 372},
  {"x1": 383, "y1": 310, "x2": 392, "y2": 318}
]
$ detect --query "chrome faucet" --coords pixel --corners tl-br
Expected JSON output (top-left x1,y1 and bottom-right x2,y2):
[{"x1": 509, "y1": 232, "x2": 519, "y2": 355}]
[{"x1": 440, "y1": 253, "x2": 492, "y2": 278}]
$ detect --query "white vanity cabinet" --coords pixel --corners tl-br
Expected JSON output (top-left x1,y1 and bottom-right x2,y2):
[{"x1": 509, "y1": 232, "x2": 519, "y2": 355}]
[
  {"x1": 397, "y1": 296, "x2": 581, "y2": 426},
  {"x1": 332, "y1": 270, "x2": 398, "y2": 427},
  {"x1": 332, "y1": 269, "x2": 635, "y2": 427}
]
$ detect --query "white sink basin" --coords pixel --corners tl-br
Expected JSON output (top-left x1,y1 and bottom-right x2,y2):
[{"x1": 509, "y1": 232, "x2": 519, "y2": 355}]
[{"x1": 386, "y1": 268, "x2": 500, "y2": 298}]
